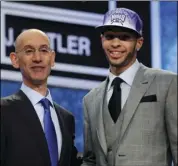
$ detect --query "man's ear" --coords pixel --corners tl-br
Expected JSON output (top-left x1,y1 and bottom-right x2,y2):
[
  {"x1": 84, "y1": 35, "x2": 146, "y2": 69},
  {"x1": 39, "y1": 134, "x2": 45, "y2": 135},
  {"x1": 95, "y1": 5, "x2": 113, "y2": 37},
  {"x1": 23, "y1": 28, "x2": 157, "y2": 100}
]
[
  {"x1": 136, "y1": 37, "x2": 144, "y2": 51},
  {"x1": 100, "y1": 34, "x2": 104, "y2": 42},
  {"x1": 10, "y1": 52, "x2": 20, "y2": 69},
  {"x1": 100, "y1": 34, "x2": 105, "y2": 48},
  {"x1": 50, "y1": 50, "x2": 56, "y2": 67}
]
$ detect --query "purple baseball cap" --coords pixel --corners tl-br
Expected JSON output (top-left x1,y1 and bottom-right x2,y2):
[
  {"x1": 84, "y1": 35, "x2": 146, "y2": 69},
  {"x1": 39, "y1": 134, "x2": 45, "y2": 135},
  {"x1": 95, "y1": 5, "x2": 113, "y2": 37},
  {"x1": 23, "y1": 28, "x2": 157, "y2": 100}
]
[{"x1": 96, "y1": 8, "x2": 143, "y2": 36}]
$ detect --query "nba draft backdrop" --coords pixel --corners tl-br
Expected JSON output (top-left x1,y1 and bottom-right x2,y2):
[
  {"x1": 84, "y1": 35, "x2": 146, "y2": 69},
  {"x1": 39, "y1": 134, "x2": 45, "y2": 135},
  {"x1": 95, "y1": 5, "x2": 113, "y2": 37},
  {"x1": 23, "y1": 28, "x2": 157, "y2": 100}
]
[{"x1": 1, "y1": 1, "x2": 177, "y2": 153}]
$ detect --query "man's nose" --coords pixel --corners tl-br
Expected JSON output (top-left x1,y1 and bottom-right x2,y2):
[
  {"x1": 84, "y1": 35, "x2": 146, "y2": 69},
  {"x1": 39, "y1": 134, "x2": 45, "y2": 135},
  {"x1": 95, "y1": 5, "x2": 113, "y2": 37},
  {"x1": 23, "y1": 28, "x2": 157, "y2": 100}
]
[
  {"x1": 111, "y1": 38, "x2": 121, "y2": 47},
  {"x1": 32, "y1": 51, "x2": 42, "y2": 62}
]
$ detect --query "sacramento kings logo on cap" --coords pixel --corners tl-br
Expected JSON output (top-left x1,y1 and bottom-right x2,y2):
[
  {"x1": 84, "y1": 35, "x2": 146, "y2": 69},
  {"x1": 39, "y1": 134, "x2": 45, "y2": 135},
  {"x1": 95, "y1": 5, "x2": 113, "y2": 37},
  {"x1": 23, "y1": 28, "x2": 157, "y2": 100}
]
[{"x1": 96, "y1": 8, "x2": 143, "y2": 36}]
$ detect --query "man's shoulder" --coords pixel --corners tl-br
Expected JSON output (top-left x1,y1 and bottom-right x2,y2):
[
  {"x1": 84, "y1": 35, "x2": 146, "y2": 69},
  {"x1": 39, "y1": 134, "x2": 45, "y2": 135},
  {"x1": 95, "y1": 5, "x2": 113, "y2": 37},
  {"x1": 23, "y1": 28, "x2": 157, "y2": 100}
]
[
  {"x1": 1, "y1": 92, "x2": 20, "y2": 106},
  {"x1": 1, "y1": 92, "x2": 22, "y2": 115},
  {"x1": 84, "y1": 79, "x2": 107, "y2": 100},
  {"x1": 148, "y1": 66, "x2": 176, "y2": 76},
  {"x1": 141, "y1": 64, "x2": 177, "y2": 78}
]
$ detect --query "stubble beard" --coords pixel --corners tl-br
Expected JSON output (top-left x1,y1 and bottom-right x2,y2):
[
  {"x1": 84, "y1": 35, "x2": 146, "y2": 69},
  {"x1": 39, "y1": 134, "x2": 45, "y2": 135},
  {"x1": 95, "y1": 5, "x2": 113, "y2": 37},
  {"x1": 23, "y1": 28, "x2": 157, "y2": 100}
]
[{"x1": 107, "y1": 47, "x2": 137, "y2": 69}]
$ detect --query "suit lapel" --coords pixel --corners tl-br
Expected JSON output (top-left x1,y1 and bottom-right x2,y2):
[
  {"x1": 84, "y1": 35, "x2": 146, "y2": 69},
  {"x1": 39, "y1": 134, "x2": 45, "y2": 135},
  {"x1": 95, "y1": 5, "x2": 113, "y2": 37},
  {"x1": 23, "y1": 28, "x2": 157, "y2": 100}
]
[
  {"x1": 119, "y1": 65, "x2": 156, "y2": 141},
  {"x1": 54, "y1": 105, "x2": 71, "y2": 166},
  {"x1": 96, "y1": 79, "x2": 108, "y2": 156},
  {"x1": 15, "y1": 90, "x2": 51, "y2": 165}
]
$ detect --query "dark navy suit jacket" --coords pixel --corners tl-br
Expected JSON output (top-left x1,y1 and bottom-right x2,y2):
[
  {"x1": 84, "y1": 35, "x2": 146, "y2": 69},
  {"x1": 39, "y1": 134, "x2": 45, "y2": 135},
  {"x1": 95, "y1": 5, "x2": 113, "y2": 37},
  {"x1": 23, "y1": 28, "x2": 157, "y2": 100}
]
[{"x1": 1, "y1": 90, "x2": 81, "y2": 166}]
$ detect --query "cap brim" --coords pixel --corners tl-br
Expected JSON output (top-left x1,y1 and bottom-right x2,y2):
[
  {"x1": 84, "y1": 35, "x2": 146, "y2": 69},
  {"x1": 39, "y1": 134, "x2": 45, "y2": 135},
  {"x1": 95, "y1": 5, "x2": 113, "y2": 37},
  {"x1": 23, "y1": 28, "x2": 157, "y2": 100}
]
[{"x1": 96, "y1": 25, "x2": 141, "y2": 37}]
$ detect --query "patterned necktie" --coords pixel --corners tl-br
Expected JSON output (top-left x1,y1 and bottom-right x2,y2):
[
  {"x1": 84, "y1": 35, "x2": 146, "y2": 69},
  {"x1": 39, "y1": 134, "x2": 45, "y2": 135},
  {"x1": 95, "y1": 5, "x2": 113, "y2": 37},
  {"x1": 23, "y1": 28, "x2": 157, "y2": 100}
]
[
  {"x1": 40, "y1": 98, "x2": 58, "y2": 166},
  {"x1": 108, "y1": 77, "x2": 123, "y2": 123}
]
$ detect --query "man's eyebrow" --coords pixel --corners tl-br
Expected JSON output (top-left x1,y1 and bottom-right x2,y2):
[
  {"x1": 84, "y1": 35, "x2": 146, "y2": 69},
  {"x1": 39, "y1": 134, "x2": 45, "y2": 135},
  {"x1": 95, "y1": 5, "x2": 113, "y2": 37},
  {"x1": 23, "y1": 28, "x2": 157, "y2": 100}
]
[
  {"x1": 23, "y1": 44, "x2": 50, "y2": 49},
  {"x1": 39, "y1": 44, "x2": 50, "y2": 48},
  {"x1": 23, "y1": 45, "x2": 34, "y2": 49}
]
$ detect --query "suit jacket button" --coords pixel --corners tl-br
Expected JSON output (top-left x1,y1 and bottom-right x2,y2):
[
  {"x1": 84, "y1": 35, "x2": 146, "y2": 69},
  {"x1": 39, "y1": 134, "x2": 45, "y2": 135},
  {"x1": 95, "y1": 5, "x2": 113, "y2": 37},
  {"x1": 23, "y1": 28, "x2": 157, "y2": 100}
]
[{"x1": 108, "y1": 147, "x2": 112, "y2": 152}]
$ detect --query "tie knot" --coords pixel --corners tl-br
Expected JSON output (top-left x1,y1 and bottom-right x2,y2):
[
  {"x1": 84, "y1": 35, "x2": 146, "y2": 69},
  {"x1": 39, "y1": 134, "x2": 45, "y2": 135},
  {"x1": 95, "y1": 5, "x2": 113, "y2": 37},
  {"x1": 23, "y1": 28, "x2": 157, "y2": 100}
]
[
  {"x1": 111, "y1": 77, "x2": 123, "y2": 87},
  {"x1": 40, "y1": 98, "x2": 51, "y2": 110}
]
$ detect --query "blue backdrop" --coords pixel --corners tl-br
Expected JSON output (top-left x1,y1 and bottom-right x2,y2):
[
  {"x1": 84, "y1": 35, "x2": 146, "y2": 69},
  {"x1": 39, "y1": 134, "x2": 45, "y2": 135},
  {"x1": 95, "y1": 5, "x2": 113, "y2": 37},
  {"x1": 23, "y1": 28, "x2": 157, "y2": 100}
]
[{"x1": 160, "y1": 1, "x2": 177, "y2": 73}]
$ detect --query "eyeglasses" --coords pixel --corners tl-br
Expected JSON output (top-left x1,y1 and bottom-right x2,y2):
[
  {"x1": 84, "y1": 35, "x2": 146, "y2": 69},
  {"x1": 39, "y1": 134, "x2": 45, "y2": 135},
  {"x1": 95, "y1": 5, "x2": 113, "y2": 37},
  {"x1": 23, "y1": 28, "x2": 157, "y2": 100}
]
[
  {"x1": 16, "y1": 46, "x2": 52, "y2": 55},
  {"x1": 103, "y1": 34, "x2": 136, "y2": 41}
]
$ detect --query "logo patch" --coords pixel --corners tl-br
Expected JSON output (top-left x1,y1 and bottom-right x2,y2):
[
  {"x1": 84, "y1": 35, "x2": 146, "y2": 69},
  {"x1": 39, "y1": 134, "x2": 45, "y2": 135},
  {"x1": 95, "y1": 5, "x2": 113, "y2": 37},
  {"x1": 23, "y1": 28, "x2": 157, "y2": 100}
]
[{"x1": 111, "y1": 12, "x2": 126, "y2": 25}]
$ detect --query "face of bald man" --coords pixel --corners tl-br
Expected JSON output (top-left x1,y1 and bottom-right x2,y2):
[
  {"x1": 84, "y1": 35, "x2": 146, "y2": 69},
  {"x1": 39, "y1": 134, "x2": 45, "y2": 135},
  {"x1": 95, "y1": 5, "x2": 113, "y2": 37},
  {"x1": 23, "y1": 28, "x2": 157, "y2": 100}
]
[{"x1": 10, "y1": 29, "x2": 55, "y2": 87}]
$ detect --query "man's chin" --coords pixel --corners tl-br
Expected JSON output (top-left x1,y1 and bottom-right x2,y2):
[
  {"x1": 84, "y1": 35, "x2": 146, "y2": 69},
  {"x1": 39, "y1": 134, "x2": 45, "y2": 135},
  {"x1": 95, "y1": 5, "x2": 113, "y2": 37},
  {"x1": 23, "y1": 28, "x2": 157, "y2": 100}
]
[
  {"x1": 109, "y1": 61, "x2": 125, "y2": 68},
  {"x1": 32, "y1": 79, "x2": 46, "y2": 85},
  {"x1": 109, "y1": 56, "x2": 135, "y2": 69}
]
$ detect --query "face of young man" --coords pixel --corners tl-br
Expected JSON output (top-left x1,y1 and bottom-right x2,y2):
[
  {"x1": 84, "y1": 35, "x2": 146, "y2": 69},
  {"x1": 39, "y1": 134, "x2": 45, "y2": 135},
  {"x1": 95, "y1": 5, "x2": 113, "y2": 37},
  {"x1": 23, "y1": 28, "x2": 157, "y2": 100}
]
[
  {"x1": 101, "y1": 30, "x2": 143, "y2": 75},
  {"x1": 10, "y1": 30, "x2": 55, "y2": 88}
]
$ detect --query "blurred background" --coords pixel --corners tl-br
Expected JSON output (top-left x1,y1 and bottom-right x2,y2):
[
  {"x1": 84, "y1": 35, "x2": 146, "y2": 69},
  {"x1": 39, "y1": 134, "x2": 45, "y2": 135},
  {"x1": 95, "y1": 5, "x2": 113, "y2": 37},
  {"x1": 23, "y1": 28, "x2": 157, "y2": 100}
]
[{"x1": 1, "y1": 1, "x2": 177, "y2": 153}]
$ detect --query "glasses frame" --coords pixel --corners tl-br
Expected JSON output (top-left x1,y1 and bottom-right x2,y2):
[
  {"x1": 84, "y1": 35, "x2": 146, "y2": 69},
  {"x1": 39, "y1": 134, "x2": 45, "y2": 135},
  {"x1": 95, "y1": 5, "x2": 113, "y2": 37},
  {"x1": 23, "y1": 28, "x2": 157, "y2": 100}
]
[{"x1": 15, "y1": 46, "x2": 52, "y2": 55}]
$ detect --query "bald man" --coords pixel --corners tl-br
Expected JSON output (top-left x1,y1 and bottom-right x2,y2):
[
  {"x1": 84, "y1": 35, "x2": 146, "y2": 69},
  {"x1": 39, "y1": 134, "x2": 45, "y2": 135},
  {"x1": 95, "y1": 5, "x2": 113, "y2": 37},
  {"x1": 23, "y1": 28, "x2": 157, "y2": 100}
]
[{"x1": 1, "y1": 29, "x2": 81, "y2": 166}]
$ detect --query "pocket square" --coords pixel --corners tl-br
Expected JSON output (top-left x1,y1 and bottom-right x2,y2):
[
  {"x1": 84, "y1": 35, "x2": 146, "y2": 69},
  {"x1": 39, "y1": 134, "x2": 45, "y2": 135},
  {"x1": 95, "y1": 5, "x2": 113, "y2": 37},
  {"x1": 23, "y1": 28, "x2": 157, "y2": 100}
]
[{"x1": 140, "y1": 94, "x2": 157, "y2": 102}]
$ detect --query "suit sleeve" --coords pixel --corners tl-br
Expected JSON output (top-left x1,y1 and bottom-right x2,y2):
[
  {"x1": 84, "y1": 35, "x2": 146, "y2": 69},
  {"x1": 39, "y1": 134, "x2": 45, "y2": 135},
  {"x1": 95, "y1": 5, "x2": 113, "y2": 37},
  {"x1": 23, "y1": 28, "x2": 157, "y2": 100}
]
[
  {"x1": 165, "y1": 75, "x2": 177, "y2": 165},
  {"x1": 81, "y1": 97, "x2": 96, "y2": 166},
  {"x1": 70, "y1": 114, "x2": 82, "y2": 166},
  {"x1": 1, "y1": 111, "x2": 6, "y2": 166},
  {"x1": 1, "y1": 101, "x2": 7, "y2": 166}
]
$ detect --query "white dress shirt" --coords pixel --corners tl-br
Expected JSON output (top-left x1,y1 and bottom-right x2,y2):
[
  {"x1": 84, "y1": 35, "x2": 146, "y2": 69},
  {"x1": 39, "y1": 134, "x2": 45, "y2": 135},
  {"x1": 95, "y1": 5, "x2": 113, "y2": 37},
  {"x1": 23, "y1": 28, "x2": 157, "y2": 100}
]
[
  {"x1": 107, "y1": 59, "x2": 140, "y2": 109},
  {"x1": 21, "y1": 83, "x2": 62, "y2": 159}
]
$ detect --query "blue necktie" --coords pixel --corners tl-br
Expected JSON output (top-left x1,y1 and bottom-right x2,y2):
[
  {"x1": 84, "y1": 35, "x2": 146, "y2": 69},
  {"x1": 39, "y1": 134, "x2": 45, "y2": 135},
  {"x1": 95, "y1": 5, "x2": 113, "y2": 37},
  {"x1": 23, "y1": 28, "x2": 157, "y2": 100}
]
[{"x1": 40, "y1": 98, "x2": 58, "y2": 166}]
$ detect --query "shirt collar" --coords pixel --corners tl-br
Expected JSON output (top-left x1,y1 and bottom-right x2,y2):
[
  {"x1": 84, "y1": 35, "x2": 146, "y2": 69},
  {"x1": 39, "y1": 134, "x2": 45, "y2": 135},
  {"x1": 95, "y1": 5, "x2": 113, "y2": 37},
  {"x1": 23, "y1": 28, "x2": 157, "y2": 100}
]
[
  {"x1": 20, "y1": 83, "x2": 54, "y2": 107},
  {"x1": 107, "y1": 59, "x2": 140, "y2": 91}
]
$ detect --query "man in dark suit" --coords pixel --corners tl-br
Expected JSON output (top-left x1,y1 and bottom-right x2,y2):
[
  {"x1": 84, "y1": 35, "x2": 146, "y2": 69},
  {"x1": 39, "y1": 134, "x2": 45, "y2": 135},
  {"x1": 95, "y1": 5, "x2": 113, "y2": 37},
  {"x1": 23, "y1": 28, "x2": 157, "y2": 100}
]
[
  {"x1": 1, "y1": 29, "x2": 81, "y2": 166},
  {"x1": 82, "y1": 8, "x2": 177, "y2": 166}
]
